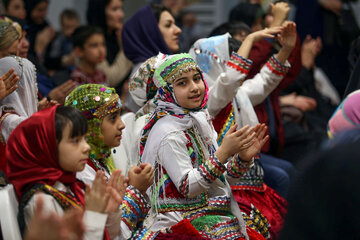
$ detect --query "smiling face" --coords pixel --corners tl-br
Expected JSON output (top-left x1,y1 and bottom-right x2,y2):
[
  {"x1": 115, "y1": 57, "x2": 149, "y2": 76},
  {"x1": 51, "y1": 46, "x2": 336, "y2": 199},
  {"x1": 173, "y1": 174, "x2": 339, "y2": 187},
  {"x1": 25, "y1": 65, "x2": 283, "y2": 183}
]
[
  {"x1": 158, "y1": 10, "x2": 182, "y2": 53},
  {"x1": 105, "y1": 0, "x2": 124, "y2": 32},
  {"x1": 173, "y1": 70, "x2": 205, "y2": 109},
  {"x1": 100, "y1": 110, "x2": 125, "y2": 148},
  {"x1": 58, "y1": 123, "x2": 90, "y2": 172}
]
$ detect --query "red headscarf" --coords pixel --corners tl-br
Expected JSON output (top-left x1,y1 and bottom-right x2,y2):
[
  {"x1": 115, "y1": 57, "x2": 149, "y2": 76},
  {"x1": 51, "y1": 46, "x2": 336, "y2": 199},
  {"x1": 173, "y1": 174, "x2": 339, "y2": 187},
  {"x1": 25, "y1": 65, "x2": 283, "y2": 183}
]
[{"x1": 5, "y1": 105, "x2": 85, "y2": 204}]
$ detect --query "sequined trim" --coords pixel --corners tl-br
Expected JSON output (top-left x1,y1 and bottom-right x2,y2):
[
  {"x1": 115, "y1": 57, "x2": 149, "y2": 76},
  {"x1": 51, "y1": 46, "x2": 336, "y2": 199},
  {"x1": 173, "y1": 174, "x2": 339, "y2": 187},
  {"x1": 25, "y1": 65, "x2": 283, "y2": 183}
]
[
  {"x1": 227, "y1": 154, "x2": 252, "y2": 178},
  {"x1": 121, "y1": 185, "x2": 150, "y2": 232},
  {"x1": 242, "y1": 205, "x2": 271, "y2": 239},
  {"x1": 198, "y1": 155, "x2": 226, "y2": 183},
  {"x1": 217, "y1": 107, "x2": 235, "y2": 146}
]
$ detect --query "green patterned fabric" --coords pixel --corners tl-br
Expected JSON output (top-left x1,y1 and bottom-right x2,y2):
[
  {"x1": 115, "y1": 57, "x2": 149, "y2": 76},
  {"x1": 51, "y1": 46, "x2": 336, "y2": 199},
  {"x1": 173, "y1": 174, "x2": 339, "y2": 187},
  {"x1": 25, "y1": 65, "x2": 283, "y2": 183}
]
[{"x1": 65, "y1": 84, "x2": 122, "y2": 173}]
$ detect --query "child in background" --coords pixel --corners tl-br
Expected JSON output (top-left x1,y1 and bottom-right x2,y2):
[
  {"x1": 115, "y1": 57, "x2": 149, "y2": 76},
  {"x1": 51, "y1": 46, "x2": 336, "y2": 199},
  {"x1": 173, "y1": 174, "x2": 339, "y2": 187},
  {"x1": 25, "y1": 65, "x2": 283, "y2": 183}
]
[
  {"x1": 138, "y1": 53, "x2": 269, "y2": 239},
  {"x1": 45, "y1": 8, "x2": 80, "y2": 71},
  {"x1": 65, "y1": 84, "x2": 154, "y2": 239},
  {"x1": 6, "y1": 105, "x2": 125, "y2": 239},
  {"x1": 71, "y1": 26, "x2": 107, "y2": 85}
]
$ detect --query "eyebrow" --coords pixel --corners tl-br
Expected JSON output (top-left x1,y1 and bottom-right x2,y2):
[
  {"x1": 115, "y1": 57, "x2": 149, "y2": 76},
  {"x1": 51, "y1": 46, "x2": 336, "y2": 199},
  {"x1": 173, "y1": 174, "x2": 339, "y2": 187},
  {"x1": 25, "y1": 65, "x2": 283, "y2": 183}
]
[{"x1": 174, "y1": 77, "x2": 187, "y2": 83}]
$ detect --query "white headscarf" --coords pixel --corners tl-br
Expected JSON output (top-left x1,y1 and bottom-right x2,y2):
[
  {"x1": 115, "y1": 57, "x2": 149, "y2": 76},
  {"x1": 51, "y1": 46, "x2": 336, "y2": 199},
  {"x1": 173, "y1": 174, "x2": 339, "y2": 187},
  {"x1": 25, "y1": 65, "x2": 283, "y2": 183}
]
[
  {"x1": 189, "y1": 33, "x2": 259, "y2": 127},
  {"x1": 0, "y1": 56, "x2": 38, "y2": 142}
]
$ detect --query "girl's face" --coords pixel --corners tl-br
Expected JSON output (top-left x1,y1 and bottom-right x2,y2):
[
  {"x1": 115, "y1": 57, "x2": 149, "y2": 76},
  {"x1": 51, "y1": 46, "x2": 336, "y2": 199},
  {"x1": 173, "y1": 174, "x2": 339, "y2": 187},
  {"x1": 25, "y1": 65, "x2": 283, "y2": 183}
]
[
  {"x1": 173, "y1": 70, "x2": 205, "y2": 109},
  {"x1": 158, "y1": 10, "x2": 182, "y2": 53},
  {"x1": 30, "y1": 1, "x2": 48, "y2": 25},
  {"x1": 58, "y1": 123, "x2": 90, "y2": 172},
  {"x1": 6, "y1": 0, "x2": 26, "y2": 20},
  {"x1": 101, "y1": 110, "x2": 125, "y2": 148},
  {"x1": 105, "y1": 0, "x2": 124, "y2": 31}
]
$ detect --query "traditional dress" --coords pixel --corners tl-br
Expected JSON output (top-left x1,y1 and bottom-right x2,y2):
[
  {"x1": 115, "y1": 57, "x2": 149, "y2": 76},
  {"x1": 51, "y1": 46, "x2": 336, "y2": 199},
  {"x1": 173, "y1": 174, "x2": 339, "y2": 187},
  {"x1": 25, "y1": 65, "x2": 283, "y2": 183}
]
[
  {"x1": 0, "y1": 56, "x2": 38, "y2": 171},
  {"x1": 5, "y1": 105, "x2": 116, "y2": 239},
  {"x1": 138, "y1": 53, "x2": 269, "y2": 240},
  {"x1": 189, "y1": 34, "x2": 290, "y2": 239},
  {"x1": 65, "y1": 84, "x2": 150, "y2": 239}
]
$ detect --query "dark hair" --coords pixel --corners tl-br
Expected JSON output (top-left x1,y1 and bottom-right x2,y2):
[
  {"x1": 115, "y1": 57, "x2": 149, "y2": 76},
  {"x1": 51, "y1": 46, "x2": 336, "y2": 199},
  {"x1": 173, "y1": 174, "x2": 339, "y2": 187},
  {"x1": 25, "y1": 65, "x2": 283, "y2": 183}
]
[
  {"x1": 55, "y1": 105, "x2": 88, "y2": 143},
  {"x1": 150, "y1": 4, "x2": 172, "y2": 22},
  {"x1": 72, "y1": 25, "x2": 104, "y2": 48},
  {"x1": 209, "y1": 21, "x2": 251, "y2": 38},
  {"x1": 3, "y1": 0, "x2": 12, "y2": 10},
  {"x1": 229, "y1": 3, "x2": 263, "y2": 28},
  {"x1": 60, "y1": 8, "x2": 79, "y2": 23},
  {"x1": 228, "y1": 37, "x2": 242, "y2": 56}
]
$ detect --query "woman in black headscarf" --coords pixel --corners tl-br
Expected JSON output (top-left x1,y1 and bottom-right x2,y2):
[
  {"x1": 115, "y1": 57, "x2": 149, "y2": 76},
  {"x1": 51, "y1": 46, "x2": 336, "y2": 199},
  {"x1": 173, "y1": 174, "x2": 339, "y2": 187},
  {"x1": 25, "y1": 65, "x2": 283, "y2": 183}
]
[{"x1": 86, "y1": 0, "x2": 132, "y2": 88}]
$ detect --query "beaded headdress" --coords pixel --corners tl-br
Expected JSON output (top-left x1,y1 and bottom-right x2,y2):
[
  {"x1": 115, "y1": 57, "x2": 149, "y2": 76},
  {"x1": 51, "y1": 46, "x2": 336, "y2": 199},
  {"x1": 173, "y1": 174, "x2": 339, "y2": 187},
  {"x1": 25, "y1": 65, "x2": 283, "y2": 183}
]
[
  {"x1": 0, "y1": 17, "x2": 21, "y2": 50},
  {"x1": 65, "y1": 84, "x2": 122, "y2": 173}
]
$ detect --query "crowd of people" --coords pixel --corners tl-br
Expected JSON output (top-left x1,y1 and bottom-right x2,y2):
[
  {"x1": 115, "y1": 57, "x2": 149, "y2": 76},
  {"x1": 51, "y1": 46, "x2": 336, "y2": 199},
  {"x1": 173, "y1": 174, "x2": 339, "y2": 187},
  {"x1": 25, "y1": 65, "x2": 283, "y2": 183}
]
[{"x1": 0, "y1": 0, "x2": 359, "y2": 239}]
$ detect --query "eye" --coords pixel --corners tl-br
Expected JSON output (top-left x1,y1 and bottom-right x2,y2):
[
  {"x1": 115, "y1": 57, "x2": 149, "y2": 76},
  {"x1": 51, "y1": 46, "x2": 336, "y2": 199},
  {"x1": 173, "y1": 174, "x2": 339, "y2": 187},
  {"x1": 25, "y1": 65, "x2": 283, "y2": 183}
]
[
  {"x1": 194, "y1": 75, "x2": 201, "y2": 82},
  {"x1": 176, "y1": 80, "x2": 185, "y2": 86}
]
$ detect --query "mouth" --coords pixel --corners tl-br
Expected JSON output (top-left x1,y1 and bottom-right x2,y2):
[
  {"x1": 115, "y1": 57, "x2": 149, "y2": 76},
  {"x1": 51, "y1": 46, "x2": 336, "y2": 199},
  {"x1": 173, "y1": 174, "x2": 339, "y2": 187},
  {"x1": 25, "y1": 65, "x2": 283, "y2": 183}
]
[
  {"x1": 189, "y1": 94, "x2": 201, "y2": 101},
  {"x1": 115, "y1": 134, "x2": 122, "y2": 140}
]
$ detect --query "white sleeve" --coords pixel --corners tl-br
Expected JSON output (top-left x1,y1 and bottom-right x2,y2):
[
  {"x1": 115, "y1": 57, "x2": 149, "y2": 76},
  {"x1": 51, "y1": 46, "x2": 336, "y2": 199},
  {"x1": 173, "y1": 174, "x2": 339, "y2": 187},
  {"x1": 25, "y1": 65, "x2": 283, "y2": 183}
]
[
  {"x1": 241, "y1": 56, "x2": 291, "y2": 107},
  {"x1": 158, "y1": 132, "x2": 226, "y2": 198},
  {"x1": 24, "y1": 193, "x2": 108, "y2": 240},
  {"x1": 1, "y1": 114, "x2": 27, "y2": 143}
]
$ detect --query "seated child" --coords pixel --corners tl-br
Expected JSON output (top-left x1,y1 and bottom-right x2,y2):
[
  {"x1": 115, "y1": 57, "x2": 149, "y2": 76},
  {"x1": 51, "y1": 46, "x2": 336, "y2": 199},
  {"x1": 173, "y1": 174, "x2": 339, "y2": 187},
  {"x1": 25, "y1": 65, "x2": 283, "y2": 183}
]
[
  {"x1": 71, "y1": 26, "x2": 107, "y2": 86},
  {"x1": 65, "y1": 84, "x2": 154, "y2": 239},
  {"x1": 138, "y1": 53, "x2": 269, "y2": 239},
  {"x1": 6, "y1": 105, "x2": 125, "y2": 239}
]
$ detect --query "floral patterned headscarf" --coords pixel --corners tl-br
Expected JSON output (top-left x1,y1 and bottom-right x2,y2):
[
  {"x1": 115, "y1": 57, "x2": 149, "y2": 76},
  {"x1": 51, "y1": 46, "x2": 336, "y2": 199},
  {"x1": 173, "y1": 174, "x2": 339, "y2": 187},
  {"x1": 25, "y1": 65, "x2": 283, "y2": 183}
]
[
  {"x1": 139, "y1": 53, "x2": 211, "y2": 160},
  {"x1": 65, "y1": 84, "x2": 122, "y2": 173}
]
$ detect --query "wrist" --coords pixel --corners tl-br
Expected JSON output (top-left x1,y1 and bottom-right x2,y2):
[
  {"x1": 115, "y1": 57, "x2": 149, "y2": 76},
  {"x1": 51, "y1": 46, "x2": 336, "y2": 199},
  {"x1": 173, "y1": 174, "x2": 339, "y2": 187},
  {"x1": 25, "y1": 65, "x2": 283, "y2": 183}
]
[{"x1": 215, "y1": 147, "x2": 230, "y2": 164}]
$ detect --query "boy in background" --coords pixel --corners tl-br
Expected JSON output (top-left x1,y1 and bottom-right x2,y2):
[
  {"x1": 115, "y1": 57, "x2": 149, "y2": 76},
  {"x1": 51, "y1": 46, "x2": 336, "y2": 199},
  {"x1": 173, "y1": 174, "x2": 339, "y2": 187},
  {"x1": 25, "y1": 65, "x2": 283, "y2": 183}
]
[{"x1": 71, "y1": 26, "x2": 107, "y2": 85}]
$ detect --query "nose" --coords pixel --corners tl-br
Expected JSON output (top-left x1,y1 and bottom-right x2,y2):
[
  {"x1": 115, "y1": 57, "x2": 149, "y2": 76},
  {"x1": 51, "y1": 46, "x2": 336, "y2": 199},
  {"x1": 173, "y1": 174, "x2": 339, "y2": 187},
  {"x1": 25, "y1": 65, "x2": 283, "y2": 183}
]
[
  {"x1": 174, "y1": 24, "x2": 182, "y2": 35},
  {"x1": 118, "y1": 118, "x2": 125, "y2": 130},
  {"x1": 83, "y1": 140, "x2": 91, "y2": 153},
  {"x1": 189, "y1": 80, "x2": 199, "y2": 92}
]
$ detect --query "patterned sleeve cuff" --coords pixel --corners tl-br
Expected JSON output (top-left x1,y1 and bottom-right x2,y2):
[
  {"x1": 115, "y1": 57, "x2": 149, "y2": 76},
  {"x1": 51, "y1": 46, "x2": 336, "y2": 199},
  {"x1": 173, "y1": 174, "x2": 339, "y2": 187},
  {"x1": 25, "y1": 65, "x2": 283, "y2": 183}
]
[
  {"x1": 198, "y1": 154, "x2": 227, "y2": 183},
  {"x1": 227, "y1": 154, "x2": 253, "y2": 178},
  {"x1": 266, "y1": 55, "x2": 291, "y2": 77},
  {"x1": 120, "y1": 185, "x2": 150, "y2": 231},
  {"x1": 227, "y1": 52, "x2": 253, "y2": 75}
]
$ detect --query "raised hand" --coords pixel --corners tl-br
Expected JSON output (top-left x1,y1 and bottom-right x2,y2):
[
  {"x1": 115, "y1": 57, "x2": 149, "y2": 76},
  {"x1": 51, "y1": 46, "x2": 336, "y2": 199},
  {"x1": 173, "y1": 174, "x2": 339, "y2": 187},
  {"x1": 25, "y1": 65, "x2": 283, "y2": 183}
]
[
  {"x1": 85, "y1": 171, "x2": 110, "y2": 213},
  {"x1": 269, "y1": 2, "x2": 290, "y2": 27},
  {"x1": 0, "y1": 68, "x2": 19, "y2": 101},
  {"x1": 278, "y1": 21, "x2": 297, "y2": 50},
  {"x1": 128, "y1": 163, "x2": 154, "y2": 195},
  {"x1": 105, "y1": 169, "x2": 127, "y2": 213}
]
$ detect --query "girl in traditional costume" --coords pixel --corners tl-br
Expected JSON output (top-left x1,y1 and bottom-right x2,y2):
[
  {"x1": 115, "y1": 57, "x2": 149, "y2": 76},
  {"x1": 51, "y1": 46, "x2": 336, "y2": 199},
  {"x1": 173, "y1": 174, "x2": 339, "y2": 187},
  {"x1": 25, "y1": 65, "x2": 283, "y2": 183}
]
[
  {"x1": 65, "y1": 84, "x2": 154, "y2": 239},
  {"x1": 137, "y1": 53, "x2": 270, "y2": 239},
  {"x1": 6, "y1": 105, "x2": 125, "y2": 239}
]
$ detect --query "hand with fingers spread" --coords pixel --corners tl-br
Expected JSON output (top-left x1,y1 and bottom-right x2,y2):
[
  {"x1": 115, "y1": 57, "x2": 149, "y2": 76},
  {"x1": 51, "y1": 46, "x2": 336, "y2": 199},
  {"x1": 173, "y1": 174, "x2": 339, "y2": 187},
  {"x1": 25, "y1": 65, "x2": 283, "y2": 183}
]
[
  {"x1": 238, "y1": 26, "x2": 283, "y2": 59},
  {"x1": 0, "y1": 68, "x2": 19, "y2": 101},
  {"x1": 275, "y1": 21, "x2": 297, "y2": 64},
  {"x1": 85, "y1": 171, "x2": 111, "y2": 213},
  {"x1": 216, "y1": 124, "x2": 256, "y2": 164},
  {"x1": 128, "y1": 163, "x2": 154, "y2": 195},
  {"x1": 237, "y1": 124, "x2": 269, "y2": 162},
  {"x1": 105, "y1": 169, "x2": 127, "y2": 213},
  {"x1": 48, "y1": 80, "x2": 77, "y2": 104},
  {"x1": 24, "y1": 195, "x2": 85, "y2": 240}
]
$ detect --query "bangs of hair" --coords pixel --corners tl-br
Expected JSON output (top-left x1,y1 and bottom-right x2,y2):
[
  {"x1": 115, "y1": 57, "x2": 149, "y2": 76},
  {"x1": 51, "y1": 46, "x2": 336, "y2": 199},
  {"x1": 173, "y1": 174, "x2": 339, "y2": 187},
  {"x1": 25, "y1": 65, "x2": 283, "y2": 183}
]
[{"x1": 55, "y1": 106, "x2": 88, "y2": 142}]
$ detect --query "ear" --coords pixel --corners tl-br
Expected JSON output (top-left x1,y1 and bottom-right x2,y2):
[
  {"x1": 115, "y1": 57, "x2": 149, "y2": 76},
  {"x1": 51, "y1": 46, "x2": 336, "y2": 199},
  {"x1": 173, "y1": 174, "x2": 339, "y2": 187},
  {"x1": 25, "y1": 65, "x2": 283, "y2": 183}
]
[{"x1": 73, "y1": 46, "x2": 83, "y2": 58}]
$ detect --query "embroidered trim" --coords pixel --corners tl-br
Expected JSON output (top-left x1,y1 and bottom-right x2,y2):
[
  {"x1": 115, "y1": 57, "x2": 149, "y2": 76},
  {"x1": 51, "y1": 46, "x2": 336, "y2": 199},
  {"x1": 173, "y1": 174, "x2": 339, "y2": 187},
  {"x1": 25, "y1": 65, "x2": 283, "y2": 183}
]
[
  {"x1": 121, "y1": 185, "x2": 150, "y2": 232},
  {"x1": 266, "y1": 55, "x2": 290, "y2": 77},
  {"x1": 131, "y1": 228, "x2": 158, "y2": 240},
  {"x1": 227, "y1": 154, "x2": 252, "y2": 178},
  {"x1": 217, "y1": 107, "x2": 235, "y2": 146},
  {"x1": 198, "y1": 155, "x2": 226, "y2": 183},
  {"x1": 242, "y1": 204, "x2": 271, "y2": 239}
]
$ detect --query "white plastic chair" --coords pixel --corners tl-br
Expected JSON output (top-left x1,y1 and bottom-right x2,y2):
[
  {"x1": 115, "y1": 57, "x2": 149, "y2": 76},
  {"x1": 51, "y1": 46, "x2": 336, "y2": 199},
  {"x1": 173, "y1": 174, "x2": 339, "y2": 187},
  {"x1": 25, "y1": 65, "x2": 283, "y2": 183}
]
[{"x1": 0, "y1": 184, "x2": 22, "y2": 240}]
